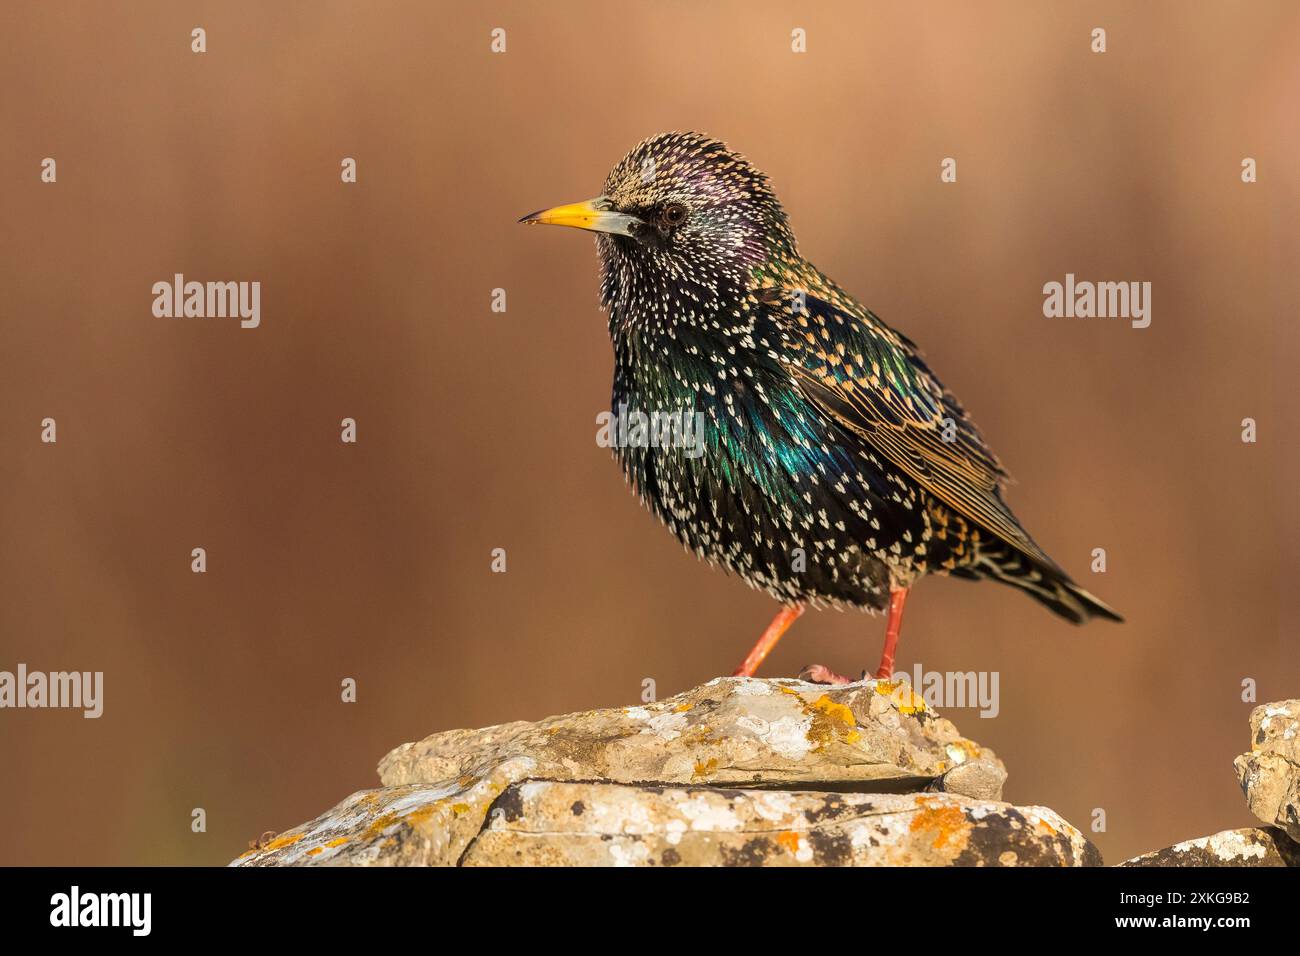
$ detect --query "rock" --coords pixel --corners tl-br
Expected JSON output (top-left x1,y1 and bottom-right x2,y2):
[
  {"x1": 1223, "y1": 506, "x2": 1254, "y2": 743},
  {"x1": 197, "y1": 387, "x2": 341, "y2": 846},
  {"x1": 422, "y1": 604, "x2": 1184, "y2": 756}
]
[
  {"x1": 1233, "y1": 700, "x2": 1300, "y2": 842},
  {"x1": 232, "y1": 676, "x2": 1102, "y2": 867},
  {"x1": 1117, "y1": 699, "x2": 1300, "y2": 868},
  {"x1": 378, "y1": 675, "x2": 1007, "y2": 798},
  {"x1": 1119, "y1": 827, "x2": 1300, "y2": 868},
  {"x1": 463, "y1": 782, "x2": 1098, "y2": 866},
  {"x1": 232, "y1": 779, "x2": 1096, "y2": 867}
]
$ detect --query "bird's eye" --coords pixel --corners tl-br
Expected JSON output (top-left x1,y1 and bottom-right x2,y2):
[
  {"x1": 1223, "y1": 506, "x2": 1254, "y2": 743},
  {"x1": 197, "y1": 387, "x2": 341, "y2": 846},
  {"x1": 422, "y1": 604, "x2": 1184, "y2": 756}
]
[{"x1": 658, "y1": 203, "x2": 688, "y2": 227}]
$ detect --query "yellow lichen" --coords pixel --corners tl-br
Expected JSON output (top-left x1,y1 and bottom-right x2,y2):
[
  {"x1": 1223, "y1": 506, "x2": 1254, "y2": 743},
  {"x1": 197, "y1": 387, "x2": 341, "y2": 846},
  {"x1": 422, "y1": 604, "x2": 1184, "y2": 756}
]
[
  {"x1": 876, "y1": 680, "x2": 927, "y2": 715},
  {"x1": 362, "y1": 812, "x2": 401, "y2": 841},
  {"x1": 401, "y1": 804, "x2": 445, "y2": 830},
  {"x1": 947, "y1": 739, "x2": 983, "y2": 761},
  {"x1": 693, "y1": 757, "x2": 719, "y2": 777},
  {"x1": 681, "y1": 726, "x2": 721, "y2": 747},
  {"x1": 263, "y1": 832, "x2": 305, "y2": 851},
  {"x1": 805, "y1": 694, "x2": 861, "y2": 750}
]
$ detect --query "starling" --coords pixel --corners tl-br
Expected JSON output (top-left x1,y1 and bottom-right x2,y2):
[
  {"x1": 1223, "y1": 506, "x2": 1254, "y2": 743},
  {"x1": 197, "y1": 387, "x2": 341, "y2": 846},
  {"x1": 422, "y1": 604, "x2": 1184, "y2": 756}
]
[{"x1": 520, "y1": 132, "x2": 1121, "y2": 682}]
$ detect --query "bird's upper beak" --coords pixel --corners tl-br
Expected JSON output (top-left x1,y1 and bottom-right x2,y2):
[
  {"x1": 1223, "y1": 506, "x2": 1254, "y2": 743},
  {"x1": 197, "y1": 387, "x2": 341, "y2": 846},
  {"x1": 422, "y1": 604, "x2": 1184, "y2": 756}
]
[{"x1": 518, "y1": 196, "x2": 640, "y2": 237}]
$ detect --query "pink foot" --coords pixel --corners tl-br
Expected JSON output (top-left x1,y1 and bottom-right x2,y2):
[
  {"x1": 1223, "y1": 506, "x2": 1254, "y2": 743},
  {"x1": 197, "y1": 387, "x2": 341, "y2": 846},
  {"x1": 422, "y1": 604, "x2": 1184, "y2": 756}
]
[{"x1": 798, "y1": 664, "x2": 858, "y2": 685}]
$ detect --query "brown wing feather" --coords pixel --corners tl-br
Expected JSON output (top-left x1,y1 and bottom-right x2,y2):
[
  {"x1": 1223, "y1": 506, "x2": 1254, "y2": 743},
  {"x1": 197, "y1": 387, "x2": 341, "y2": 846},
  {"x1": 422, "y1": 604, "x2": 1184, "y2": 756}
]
[{"x1": 770, "y1": 287, "x2": 1066, "y2": 576}]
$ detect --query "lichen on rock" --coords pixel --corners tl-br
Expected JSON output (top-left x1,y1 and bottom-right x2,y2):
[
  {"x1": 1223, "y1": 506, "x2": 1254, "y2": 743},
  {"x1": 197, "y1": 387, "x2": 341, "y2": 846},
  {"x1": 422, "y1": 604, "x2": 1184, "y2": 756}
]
[
  {"x1": 232, "y1": 688, "x2": 1300, "y2": 867},
  {"x1": 1119, "y1": 827, "x2": 1299, "y2": 868},
  {"x1": 377, "y1": 676, "x2": 1004, "y2": 796},
  {"x1": 232, "y1": 676, "x2": 1101, "y2": 867},
  {"x1": 1233, "y1": 699, "x2": 1300, "y2": 842}
]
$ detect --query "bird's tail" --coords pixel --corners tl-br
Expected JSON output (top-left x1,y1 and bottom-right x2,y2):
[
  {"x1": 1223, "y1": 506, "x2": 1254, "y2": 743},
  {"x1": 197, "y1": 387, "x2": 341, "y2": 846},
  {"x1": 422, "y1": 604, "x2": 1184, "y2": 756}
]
[{"x1": 953, "y1": 540, "x2": 1124, "y2": 624}]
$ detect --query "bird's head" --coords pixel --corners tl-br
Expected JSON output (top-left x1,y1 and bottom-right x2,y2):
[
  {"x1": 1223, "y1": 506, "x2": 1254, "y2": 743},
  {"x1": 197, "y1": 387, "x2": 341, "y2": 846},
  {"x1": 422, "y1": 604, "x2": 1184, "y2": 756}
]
[{"x1": 520, "y1": 132, "x2": 797, "y2": 316}]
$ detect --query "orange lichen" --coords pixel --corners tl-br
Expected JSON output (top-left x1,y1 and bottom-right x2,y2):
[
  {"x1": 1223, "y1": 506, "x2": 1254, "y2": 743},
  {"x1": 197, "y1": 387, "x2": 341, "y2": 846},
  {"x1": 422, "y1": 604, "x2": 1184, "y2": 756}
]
[
  {"x1": 908, "y1": 799, "x2": 971, "y2": 852},
  {"x1": 776, "y1": 831, "x2": 803, "y2": 854},
  {"x1": 1031, "y1": 814, "x2": 1058, "y2": 836}
]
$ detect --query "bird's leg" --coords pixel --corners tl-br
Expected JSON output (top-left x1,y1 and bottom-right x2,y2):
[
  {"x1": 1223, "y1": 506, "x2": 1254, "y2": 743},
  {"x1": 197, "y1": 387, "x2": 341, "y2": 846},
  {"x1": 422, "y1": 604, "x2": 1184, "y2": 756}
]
[
  {"x1": 799, "y1": 587, "x2": 912, "y2": 685},
  {"x1": 732, "y1": 604, "x2": 804, "y2": 677},
  {"x1": 874, "y1": 587, "x2": 909, "y2": 679}
]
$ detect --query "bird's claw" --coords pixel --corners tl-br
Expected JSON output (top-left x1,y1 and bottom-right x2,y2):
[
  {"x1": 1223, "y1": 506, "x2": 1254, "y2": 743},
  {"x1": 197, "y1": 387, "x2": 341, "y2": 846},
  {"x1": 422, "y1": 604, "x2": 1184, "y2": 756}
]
[{"x1": 797, "y1": 664, "x2": 860, "y2": 685}]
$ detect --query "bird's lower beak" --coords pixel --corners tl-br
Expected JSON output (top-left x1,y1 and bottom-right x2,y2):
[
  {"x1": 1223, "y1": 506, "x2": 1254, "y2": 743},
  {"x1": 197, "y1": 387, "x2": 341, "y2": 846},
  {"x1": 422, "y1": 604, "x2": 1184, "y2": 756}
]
[{"x1": 518, "y1": 197, "x2": 639, "y2": 237}]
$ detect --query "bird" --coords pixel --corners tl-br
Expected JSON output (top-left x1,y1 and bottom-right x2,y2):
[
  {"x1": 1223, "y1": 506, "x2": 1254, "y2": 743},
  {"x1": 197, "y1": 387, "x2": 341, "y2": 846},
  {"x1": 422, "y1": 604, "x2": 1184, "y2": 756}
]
[{"x1": 519, "y1": 132, "x2": 1121, "y2": 683}]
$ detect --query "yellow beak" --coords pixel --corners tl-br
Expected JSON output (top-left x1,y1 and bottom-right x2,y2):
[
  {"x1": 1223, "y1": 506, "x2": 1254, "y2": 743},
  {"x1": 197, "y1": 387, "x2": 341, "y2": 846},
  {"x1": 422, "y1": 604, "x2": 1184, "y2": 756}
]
[{"x1": 518, "y1": 197, "x2": 639, "y2": 237}]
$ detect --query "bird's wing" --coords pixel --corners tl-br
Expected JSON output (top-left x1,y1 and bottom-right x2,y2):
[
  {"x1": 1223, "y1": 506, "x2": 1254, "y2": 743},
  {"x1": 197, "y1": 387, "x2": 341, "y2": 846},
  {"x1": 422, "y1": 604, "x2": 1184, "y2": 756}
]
[{"x1": 759, "y1": 285, "x2": 1064, "y2": 574}]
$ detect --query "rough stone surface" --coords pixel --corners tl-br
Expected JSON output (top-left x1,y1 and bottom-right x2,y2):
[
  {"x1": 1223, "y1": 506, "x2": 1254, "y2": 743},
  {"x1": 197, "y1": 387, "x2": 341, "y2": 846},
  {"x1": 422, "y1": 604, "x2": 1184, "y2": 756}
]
[
  {"x1": 1233, "y1": 699, "x2": 1300, "y2": 842},
  {"x1": 1119, "y1": 827, "x2": 1300, "y2": 868},
  {"x1": 378, "y1": 675, "x2": 1006, "y2": 797},
  {"x1": 231, "y1": 676, "x2": 1102, "y2": 867},
  {"x1": 231, "y1": 685, "x2": 1300, "y2": 867},
  {"x1": 231, "y1": 778, "x2": 1098, "y2": 867},
  {"x1": 463, "y1": 782, "x2": 1099, "y2": 867}
]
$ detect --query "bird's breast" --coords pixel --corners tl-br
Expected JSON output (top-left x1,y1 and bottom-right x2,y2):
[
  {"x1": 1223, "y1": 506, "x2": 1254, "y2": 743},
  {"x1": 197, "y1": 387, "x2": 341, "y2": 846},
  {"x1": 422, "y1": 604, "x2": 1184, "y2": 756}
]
[{"x1": 605, "y1": 331, "x2": 917, "y2": 610}]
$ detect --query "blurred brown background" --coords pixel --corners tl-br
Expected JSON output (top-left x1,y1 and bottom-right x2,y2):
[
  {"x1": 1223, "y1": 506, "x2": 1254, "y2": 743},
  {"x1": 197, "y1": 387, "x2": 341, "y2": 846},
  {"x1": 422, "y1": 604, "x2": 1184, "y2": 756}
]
[{"x1": 1, "y1": 1, "x2": 1296, "y2": 866}]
